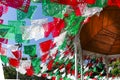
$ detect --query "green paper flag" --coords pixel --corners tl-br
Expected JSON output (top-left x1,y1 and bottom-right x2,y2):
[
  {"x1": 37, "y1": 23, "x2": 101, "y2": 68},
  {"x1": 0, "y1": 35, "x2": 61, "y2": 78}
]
[
  {"x1": 31, "y1": 58, "x2": 40, "y2": 74},
  {"x1": 31, "y1": 0, "x2": 42, "y2": 3},
  {"x1": 65, "y1": 12, "x2": 85, "y2": 35},
  {"x1": 87, "y1": 0, "x2": 107, "y2": 8},
  {"x1": 0, "y1": 24, "x2": 13, "y2": 38},
  {"x1": 24, "y1": 45, "x2": 36, "y2": 57},
  {"x1": 0, "y1": 55, "x2": 8, "y2": 64},
  {"x1": 58, "y1": 39, "x2": 67, "y2": 50},
  {"x1": 42, "y1": 0, "x2": 67, "y2": 19},
  {"x1": 97, "y1": 62, "x2": 104, "y2": 69},
  {"x1": 17, "y1": 6, "x2": 37, "y2": 20},
  {"x1": 93, "y1": 67, "x2": 97, "y2": 72},
  {"x1": 15, "y1": 34, "x2": 29, "y2": 43},
  {"x1": 0, "y1": 29, "x2": 9, "y2": 37},
  {"x1": 15, "y1": 34, "x2": 24, "y2": 43},
  {"x1": 64, "y1": 77, "x2": 71, "y2": 80},
  {"x1": 8, "y1": 20, "x2": 26, "y2": 34}
]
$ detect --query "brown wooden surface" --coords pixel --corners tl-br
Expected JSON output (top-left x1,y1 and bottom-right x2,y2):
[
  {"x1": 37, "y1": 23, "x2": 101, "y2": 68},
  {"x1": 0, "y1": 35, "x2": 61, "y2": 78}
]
[{"x1": 80, "y1": 6, "x2": 120, "y2": 55}]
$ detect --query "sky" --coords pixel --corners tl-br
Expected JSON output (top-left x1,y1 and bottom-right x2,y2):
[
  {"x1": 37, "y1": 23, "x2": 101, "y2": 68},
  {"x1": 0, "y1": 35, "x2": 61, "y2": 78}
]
[{"x1": 1, "y1": 3, "x2": 53, "y2": 59}]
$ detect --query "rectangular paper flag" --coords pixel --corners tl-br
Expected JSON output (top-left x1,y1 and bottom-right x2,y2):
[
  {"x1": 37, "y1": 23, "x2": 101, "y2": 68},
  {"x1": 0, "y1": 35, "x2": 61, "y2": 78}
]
[{"x1": 24, "y1": 45, "x2": 36, "y2": 57}]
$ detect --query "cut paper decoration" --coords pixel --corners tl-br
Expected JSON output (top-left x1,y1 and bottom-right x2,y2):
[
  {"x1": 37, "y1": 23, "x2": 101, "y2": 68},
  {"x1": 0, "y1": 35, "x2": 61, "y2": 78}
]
[
  {"x1": 26, "y1": 66, "x2": 34, "y2": 76},
  {"x1": 50, "y1": 0, "x2": 80, "y2": 6},
  {"x1": 72, "y1": 3, "x2": 87, "y2": 16},
  {"x1": 42, "y1": 0, "x2": 67, "y2": 19},
  {"x1": 47, "y1": 59, "x2": 54, "y2": 70},
  {"x1": 87, "y1": 0, "x2": 107, "y2": 8},
  {"x1": 20, "y1": 60, "x2": 31, "y2": 69},
  {"x1": 17, "y1": 6, "x2": 37, "y2": 20},
  {"x1": 0, "y1": 38, "x2": 8, "y2": 44},
  {"x1": 9, "y1": 58, "x2": 20, "y2": 67},
  {"x1": 0, "y1": 25, "x2": 12, "y2": 38},
  {"x1": 15, "y1": 34, "x2": 23, "y2": 43},
  {"x1": 64, "y1": 12, "x2": 85, "y2": 35},
  {"x1": 0, "y1": 55, "x2": 8, "y2": 64},
  {"x1": 2, "y1": 5, "x2": 8, "y2": 14},
  {"x1": 16, "y1": 66, "x2": 27, "y2": 74},
  {"x1": 24, "y1": 45, "x2": 36, "y2": 57},
  {"x1": 86, "y1": 0, "x2": 96, "y2": 4},
  {"x1": 43, "y1": 18, "x2": 65, "y2": 37},
  {"x1": 39, "y1": 40, "x2": 53, "y2": 53},
  {"x1": 108, "y1": 0, "x2": 120, "y2": 8},
  {"x1": 0, "y1": 5, "x2": 3, "y2": 17},
  {"x1": 31, "y1": 58, "x2": 40, "y2": 74},
  {"x1": 31, "y1": 0, "x2": 42, "y2": 3},
  {"x1": 7, "y1": 45, "x2": 19, "y2": 51},
  {"x1": 22, "y1": 19, "x2": 47, "y2": 40},
  {"x1": 41, "y1": 53, "x2": 49, "y2": 63},
  {"x1": 31, "y1": 18, "x2": 48, "y2": 25},
  {"x1": 0, "y1": 24, "x2": 15, "y2": 39},
  {"x1": 8, "y1": 20, "x2": 26, "y2": 34},
  {"x1": 12, "y1": 50, "x2": 22, "y2": 59},
  {"x1": 51, "y1": 18, "x2": 65, "y2": 37},
  {"x1": 54, "y1": 31, "x2": 67, "y2": 48},
  {"x1": 22, "y1": 25, "x2": 45, "y2": 41},
  {"x1": 0, "y1": 47, "x2": 7, "y2": 56},
  {"x1": 82, "y1": 6, "x2": 103, "y2": 17},
  {"x1": 16, "y1": 60, "x2": 31, "y2": 74},
  {"x1": 0, "y1": 19, "x2": 3, "y2": 24},
  {"x1": 0, "y1": 0, "x2": 31, "y2": 12}
]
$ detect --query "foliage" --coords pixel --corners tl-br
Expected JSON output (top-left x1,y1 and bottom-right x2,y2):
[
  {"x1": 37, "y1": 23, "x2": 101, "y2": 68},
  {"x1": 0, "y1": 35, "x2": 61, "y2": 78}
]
[{"x1": 3, "y1": 66, "x2": 48, "y2": 80}]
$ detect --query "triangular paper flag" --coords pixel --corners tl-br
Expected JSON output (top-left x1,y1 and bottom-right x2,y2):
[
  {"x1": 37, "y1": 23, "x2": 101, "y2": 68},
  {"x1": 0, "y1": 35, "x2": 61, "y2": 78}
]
[
  {"x1": 40, "y1": 40, "x2": 53, "y2": 53},
  {"x1": 0, "y1": 55, "x2": 8, "y2": 64},
  {"x1": 17, "y1": 6, "x2": 37, "y2": 20},
  {"x1": 12, "y1": 50, "x2": 22, "y2": 59},
  {"x1": 9, "y1": 58, "x2": 20, "y2": 67}
]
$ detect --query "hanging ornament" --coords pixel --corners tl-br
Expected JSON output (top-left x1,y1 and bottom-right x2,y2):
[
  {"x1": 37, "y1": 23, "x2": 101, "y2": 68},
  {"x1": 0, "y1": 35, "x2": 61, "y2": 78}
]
[
  {"x1": 31, "y1": 58, "x2": 41, "y2": 74},
  {"x1": 0, "y1": 0, "x2": 31, "y2": 12},
  {"x1": 24, "y1": 45, "x2": 36, "y2": 57},
  {"x1": 17, "y1": 6, "x2": 37, "y2": 20},
  {"x1": 42, "y1": 0, "x2": 67, "y2": 19},
  {"x1": 9, "y1": 58, "x2": 20, "y2": 67},
  {"x1": 39, "y1": 40, "x2": 53, "y2": 53},
  {"x1": 12, "y1": 50, "x2": 22, "y2": 59}
]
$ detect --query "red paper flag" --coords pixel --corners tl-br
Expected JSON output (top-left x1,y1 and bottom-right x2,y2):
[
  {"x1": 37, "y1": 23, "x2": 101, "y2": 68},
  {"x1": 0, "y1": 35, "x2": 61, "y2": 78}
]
[
  {"x1": 0, "y1": 38, "x2": 8, "y2": 44},
  {"x1": 108, "y1": 0, "x2": 120, "y2": 7},
  {"x1": 9, "y1": 58, "x2": 20, "y2": 67},
  {"x1": 42, "y1": 73, "x2": 48, "y2": 78},
  {"x1": 47, "y1": 59, "x2": 54, "y2": 70},
  {"x1": 43, "y1": 18, "x2": 65, "y2": 37},
  {"x1": 40, "y1": 40, "x2": 53, "y2": 53},
  {"x1": 52, "y1": 18, "x2": 65, "y2": 37},
  {"x1": 0, "y1": 0, "x2": 30, "y2": 12},
  {"x1": 51, "y1": 0, "x2": 79, "y2": 6},
  {"x1": 12, "y1": 50, "x2": 22, "y2": 59},
  {"x1": 43, "y1": 22, "x2": 54, "y2": 37},
  {"x1": 26, "y1": 66, "x2": 34, "y2": 76},
  {"x1": 66, "y1": 63, "x2": 71, "y2": 70},
  {"x1": 0, "y1": 19, "x2": 3, "y2": 24},
  {"x1": 86, "y1": 0, "x2": 96, "y2": 4},
  {"x1": 71, "y1": 70, "x2": 75, "y2": 75},
  {"x1": 0, "y1": 47, "x2": 7, "y2": 56},
  {"x1": 0, "y1": 5, "x2": 3, "y2": 17},
  {"x1": 41, "y1": 53, "x2": 49, "y2": 63},
  {"x1": 60, "y1": 78, "x2": 63, "y2": 80},
  {"x1": 52, "y1": 76, "x2": 56, "y2": 80}
]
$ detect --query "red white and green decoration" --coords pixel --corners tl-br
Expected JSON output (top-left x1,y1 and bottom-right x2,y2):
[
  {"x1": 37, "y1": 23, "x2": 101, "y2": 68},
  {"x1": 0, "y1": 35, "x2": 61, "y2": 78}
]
[{"x1": 0, "y1": 0, "x2": 120, "y2": 80}]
